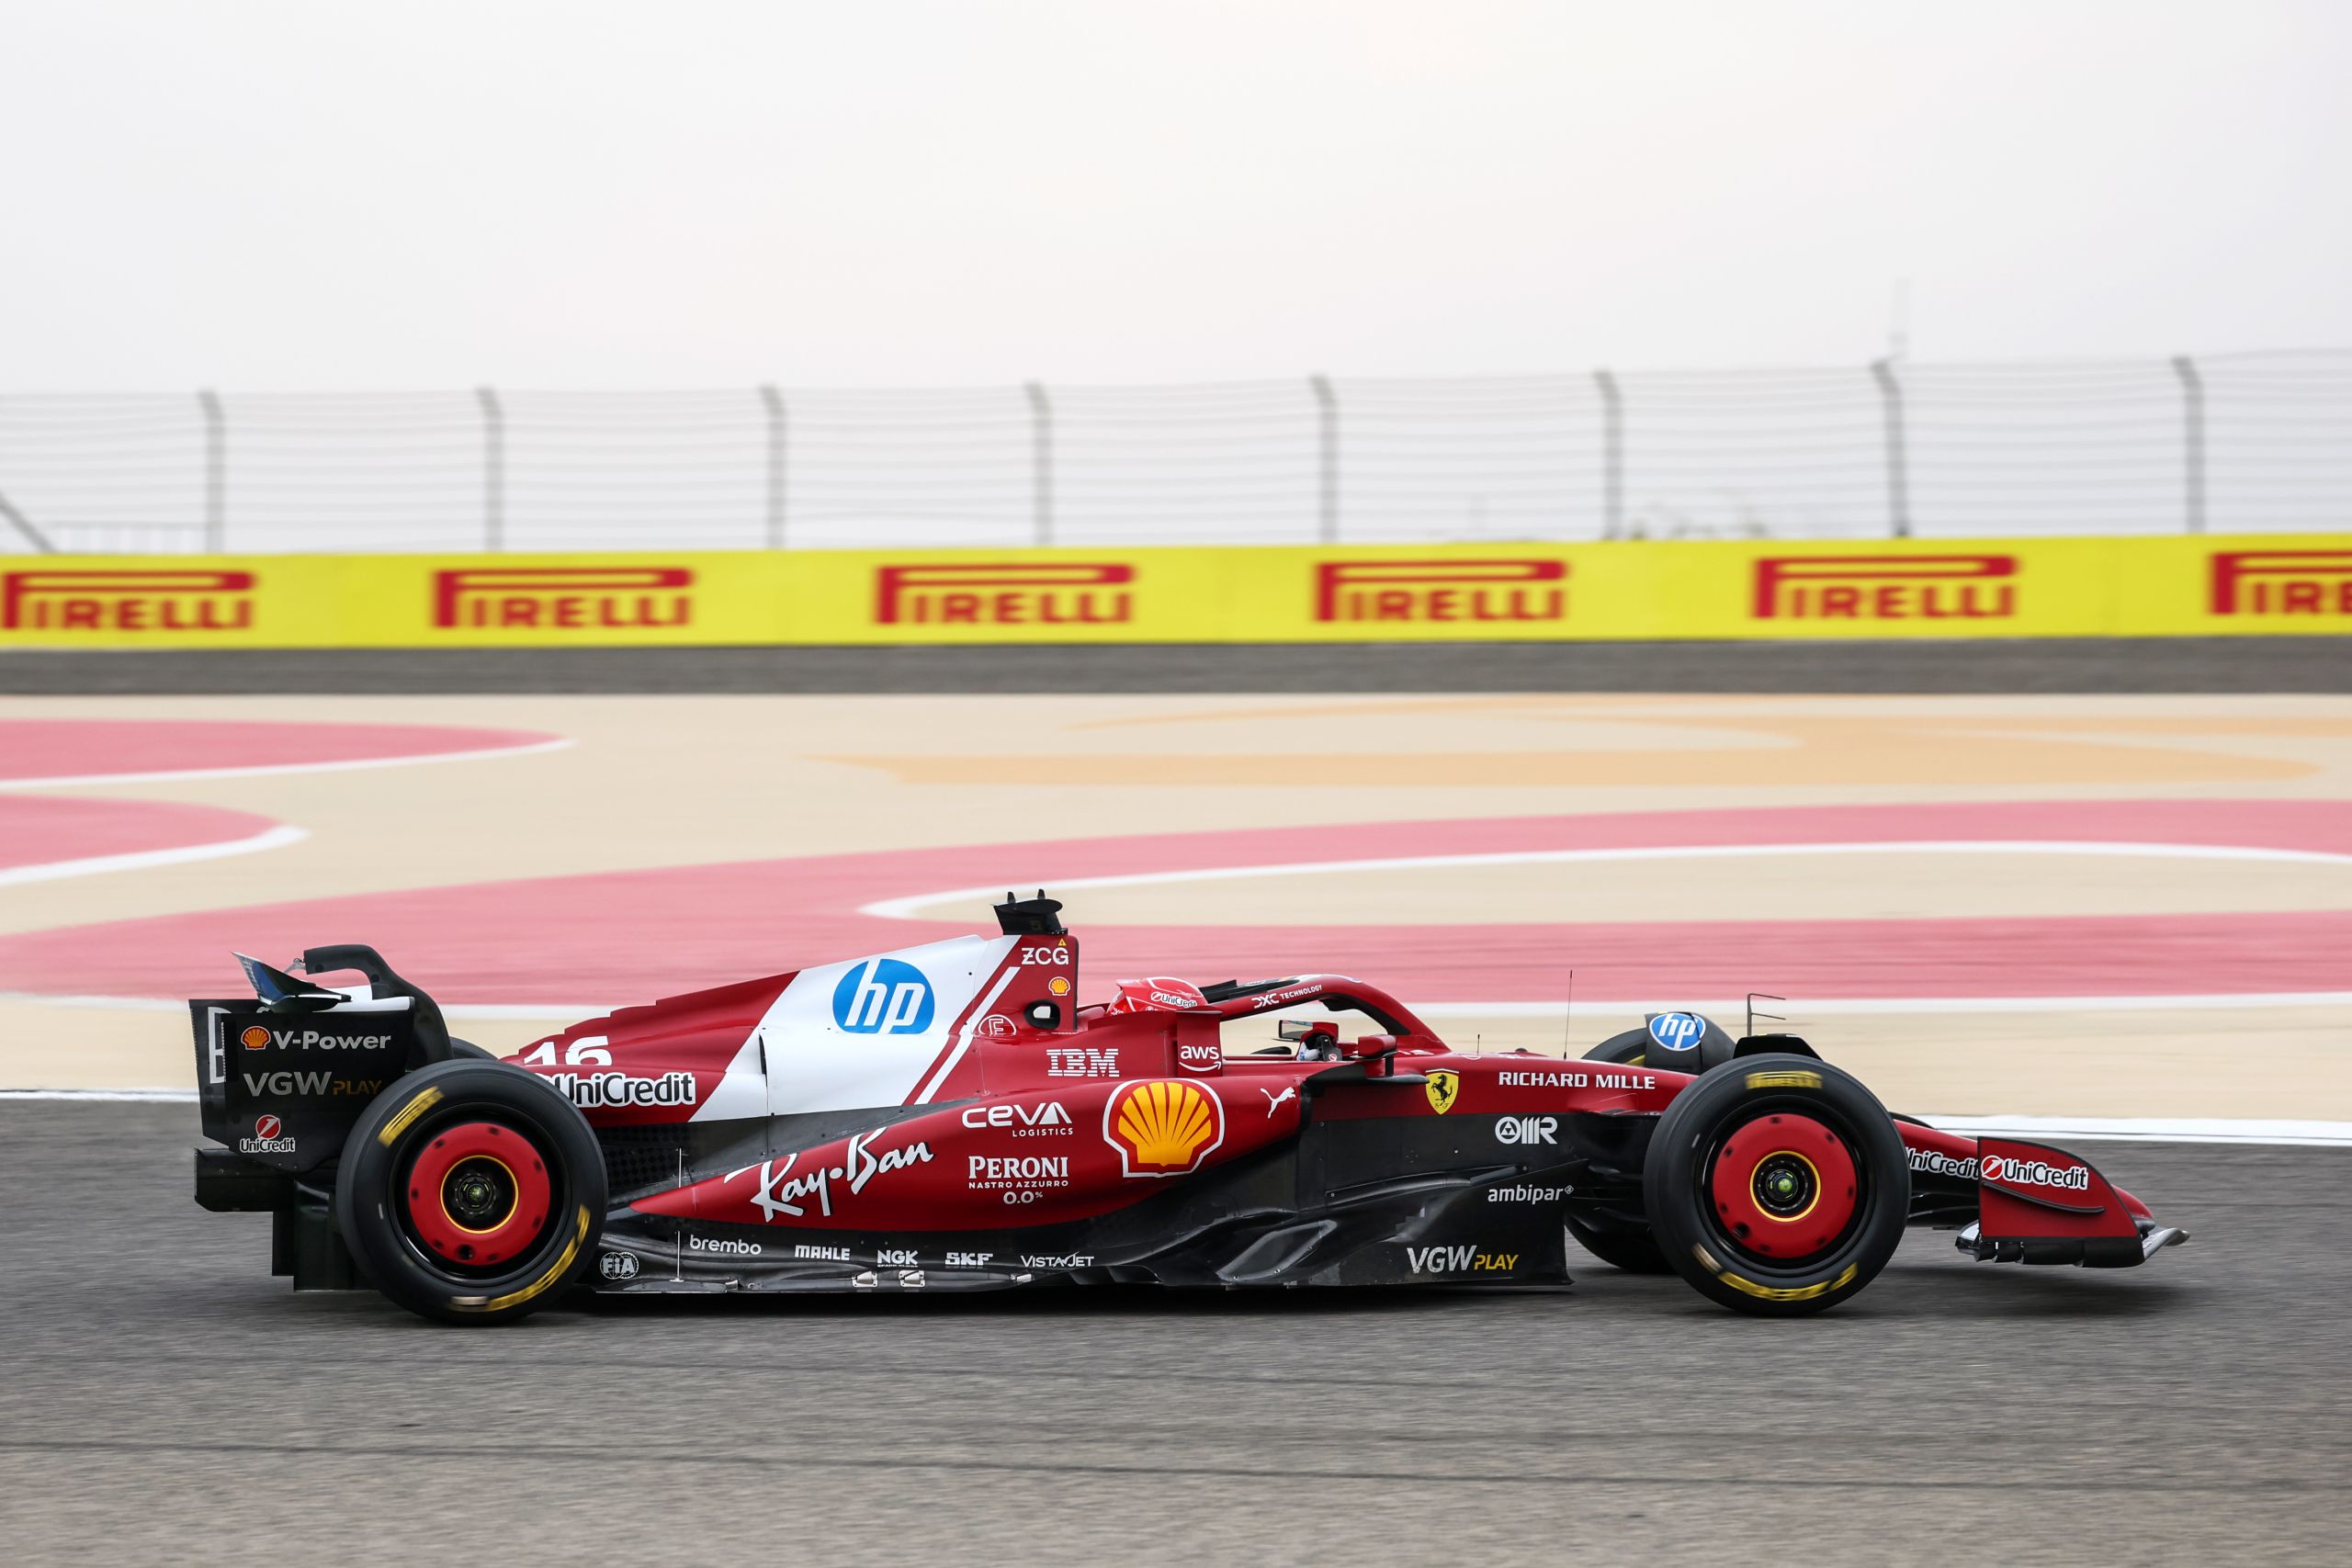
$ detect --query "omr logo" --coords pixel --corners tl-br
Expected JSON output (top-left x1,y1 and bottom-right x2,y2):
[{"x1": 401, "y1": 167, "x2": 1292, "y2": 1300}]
[
  {"x1": 1314, "y1": 559, "x2": 1566, "y2": 624},
  {"x1": 831, "y1": 959, "x2": 936, "y2": 1035},
  {"x1": 1, "y1": 570, "x2": 256, "y2": 634},
  {"x1": 874, "y1": 563, "x2": 1135, "y2": 626},
  {"x1": 432, "y1": 568, "x2": 694, "y2": 631},
  {"x1": 1752, "y1": 556, "x2": 2017, "y2": 620}
]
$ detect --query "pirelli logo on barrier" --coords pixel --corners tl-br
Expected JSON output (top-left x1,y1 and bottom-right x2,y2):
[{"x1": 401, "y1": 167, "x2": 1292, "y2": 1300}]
[
  {"x1": 1752, "y1": 555, "x2": 2018, "y2": 621},
  {"x1": 875, "y1": 562, "x2": 1135, "y2": 626},
  {"x1": 0, "y1": 569, "x2": 257, "y2": 634},
  {"x1": 2210, "y1": 550, "x2": 2352, "y2": 619},
  {"x1": 431, "y1": 567, "x2": 695, "y2": 632},
  {"x1": 1314, "y1": 559, "x2": 1567, "y2": 624}
]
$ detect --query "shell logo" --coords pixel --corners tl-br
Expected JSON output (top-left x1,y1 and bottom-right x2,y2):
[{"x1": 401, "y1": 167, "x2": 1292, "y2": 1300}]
[
  {"x1": 1103, "y1": 1079, "x2": 1226, "y2": 1179},
  {"x1": 240, "y1": 1026, "x2": 271, "y2": 1051}
]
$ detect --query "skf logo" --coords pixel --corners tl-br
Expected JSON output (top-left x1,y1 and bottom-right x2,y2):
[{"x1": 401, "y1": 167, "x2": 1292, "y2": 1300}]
[
  {"x1": 432, "y1": 568, "x2": 693, "y2": 631},
  {"x1": 875, "y1": 563, "x2": 1134, "y2": 626},
  {"x1": 1, "y1": 570, "x2": 255, "y2": 634},
  {"x1": 1314, "y1": 559, "x2": 1566, "y2": 624},
  {"x1": 1752, "y1": 556, "x2": 2017, "y2": 620},
  {"x1": 1424, "y1": 1069, "x2": 1459, "y2": 1115},
  {"x1": 1104, "y1": 1078, "x2": 1226, "y2": 1178},
  {"x1": 2210, "y1": 550, "x2": 2352, "y2": 617}
]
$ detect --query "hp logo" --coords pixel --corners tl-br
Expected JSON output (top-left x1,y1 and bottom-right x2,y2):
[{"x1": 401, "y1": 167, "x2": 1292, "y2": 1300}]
[
  {"x1": 1647, "y1": 1011, "x2": 1707, "y2": 1055},
  {"x1": 831, "y1": 959, "x2": 935, "y2": 1035}
]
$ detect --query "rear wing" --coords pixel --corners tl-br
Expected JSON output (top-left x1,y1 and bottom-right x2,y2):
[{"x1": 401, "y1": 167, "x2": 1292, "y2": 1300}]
[{"x1": 191, "y1": 997, "x2": 419, "y2": 1175}]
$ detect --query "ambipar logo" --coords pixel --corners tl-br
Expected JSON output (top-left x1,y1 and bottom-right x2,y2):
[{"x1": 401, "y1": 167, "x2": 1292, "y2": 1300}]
[{"x1": 831, "y1": 959, "x2": 936, "y2": 1035}]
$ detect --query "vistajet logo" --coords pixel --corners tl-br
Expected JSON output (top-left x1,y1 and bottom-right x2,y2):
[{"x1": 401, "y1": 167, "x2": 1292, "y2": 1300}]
[
  {"x1": 1752, "y1": 555, "x2": 2017, "y2": 620},
  {"x1": 1313, "y1": 559, "x2": 1566, "y2": 623},
  {"x1": 874, "y1": 563, "x2": 1134, "y2": 626},
  {"x1": 2210, "y1": 550, "x2": 2352, "y2": 617},
  {"x1": 432, "y1": 567, "x2": 694, "y2": 631},
  {"x1": 2, "y1": 570, "x2": 255, "y2": 634}
]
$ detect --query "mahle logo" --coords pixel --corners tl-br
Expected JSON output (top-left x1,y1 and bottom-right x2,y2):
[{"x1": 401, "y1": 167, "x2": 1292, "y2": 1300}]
[{"x1": 831, "y1": 958, "x2": 935, "y2": 1035}]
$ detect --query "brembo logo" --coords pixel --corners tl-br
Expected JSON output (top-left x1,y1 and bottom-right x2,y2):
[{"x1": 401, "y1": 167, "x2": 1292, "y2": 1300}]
[
  {"x1": 1, "y1": 570, "x2": 255, "y2": 633},
  {"x1": 2210, "y1": 550, "x2": 2352, "y2": 617},
  {"x1": 1751, "y1": 556, "x2": 2018, "y2": 620},
  {"x1": 432, "y1": 568, "x2": 694, "y2": 630},
  {"x1": 875, "y1": 563, "x2": 1134, "y2": 626},
  {"x1": 1314, "y1": 559, "x2": 1566, "y2": 624}
]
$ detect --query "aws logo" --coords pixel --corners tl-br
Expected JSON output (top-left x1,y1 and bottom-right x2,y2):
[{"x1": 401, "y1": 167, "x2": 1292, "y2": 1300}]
[
  {"x1": 831, "y1": 959, "x2": 935, "y2": 1035},
  {"x1": 1104, "y1": 1079, "x2": 1225, "y2": 1179}
]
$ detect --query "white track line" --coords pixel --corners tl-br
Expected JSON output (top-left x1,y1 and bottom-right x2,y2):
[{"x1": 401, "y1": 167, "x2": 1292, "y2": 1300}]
[
  {"x1": 0, "y1": 734, "x2": 573, "y2": 792},
  {"x1": 3, "y1": 1086, "x2": 2346, "y2": 1147},
  {"x1": 859, "y1": 839, "x2": 2352, "y2": 921},
  {"x1": 0, "y1": 824, "x2": 309, "y2": 887}
]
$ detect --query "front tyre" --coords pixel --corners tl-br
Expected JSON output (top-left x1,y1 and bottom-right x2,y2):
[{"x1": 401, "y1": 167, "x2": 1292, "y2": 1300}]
[
  {"x1": 1642, "y1": 1054, "x2": 1907, "y2": 1316},
  {"x1": 334, "y1": 1059, "x2": 605, "y2": 1325}
]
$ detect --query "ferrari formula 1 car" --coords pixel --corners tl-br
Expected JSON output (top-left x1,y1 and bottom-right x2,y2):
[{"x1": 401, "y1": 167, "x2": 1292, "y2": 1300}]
[{"x1": 190, "y1": 895, "x2": 2187, "y2": 1324}]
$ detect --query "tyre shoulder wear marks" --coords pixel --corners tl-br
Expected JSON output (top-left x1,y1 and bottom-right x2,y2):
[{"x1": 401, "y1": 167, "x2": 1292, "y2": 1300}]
[
  {"x1": 375, "y1": 1085, "x2": 444, "y2": 1146},
  {"x1": 1693, "y1": 1242, "x2": 1860, "y2": 1302},
  {"x1": 454, "y1": 1205, "x2": 591, "y2": 1314}
]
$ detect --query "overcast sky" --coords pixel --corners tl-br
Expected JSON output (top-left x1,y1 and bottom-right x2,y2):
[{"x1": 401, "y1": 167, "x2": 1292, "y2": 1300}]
[{"x1": 2, "y1": 2, "x2": 2346, "y2": 389}]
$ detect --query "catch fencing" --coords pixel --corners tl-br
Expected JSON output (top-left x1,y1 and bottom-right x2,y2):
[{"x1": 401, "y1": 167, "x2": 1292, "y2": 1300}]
[{"x1": 1, "y1": 350, "x2": 2346, "y2": 556}]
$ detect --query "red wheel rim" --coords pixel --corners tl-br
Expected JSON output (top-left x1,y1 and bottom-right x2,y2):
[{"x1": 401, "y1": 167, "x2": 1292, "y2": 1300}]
[
  {"x1": 402, "y1": 1121, "x2": 553, "y2": 1269},
  {"x1": 1710, "y1": 1113, "x2": 1859, "y2": 1262}
]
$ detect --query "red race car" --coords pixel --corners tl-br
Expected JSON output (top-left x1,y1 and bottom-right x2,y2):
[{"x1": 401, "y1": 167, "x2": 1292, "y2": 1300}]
[{"x1": 191, "y1": 894, "x2": 2187, "y2": 1324}]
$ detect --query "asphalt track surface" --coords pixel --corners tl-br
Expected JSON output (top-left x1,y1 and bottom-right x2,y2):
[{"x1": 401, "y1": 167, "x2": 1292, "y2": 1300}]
[
  {"x1": 4, "y1": 1104, "x2": 2346, "y2": 1566},
  {"x1": 4, "y1": 636, "x2": 2348, "y2": 693}
]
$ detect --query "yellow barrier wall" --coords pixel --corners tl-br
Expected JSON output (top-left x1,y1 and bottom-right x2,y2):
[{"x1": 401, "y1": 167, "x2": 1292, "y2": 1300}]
[{"x1": 3, "y1": 537, "x2": 2348, "y2": 649}]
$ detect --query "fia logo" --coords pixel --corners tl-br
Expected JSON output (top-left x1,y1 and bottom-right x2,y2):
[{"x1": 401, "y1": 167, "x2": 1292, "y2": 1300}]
[
  {"x1": 831, "y1": 958, "x2": 936, "y2": 1035},
  {"x1": 1647, "y1": 1011, "x2": 1706, "y2": 1055}
]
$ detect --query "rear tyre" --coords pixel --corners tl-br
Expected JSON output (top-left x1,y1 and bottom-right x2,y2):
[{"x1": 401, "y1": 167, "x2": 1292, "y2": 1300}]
[
  {"x1": 1569, "y1": 1031, "x2": 1671, "y2": 1270},
  {"x1": 1564, "y1": 1212, "x2": 1670, "y2": 1273},
  {"x1": 1583, "y1": 1030, "x2": 1649, "y2": 1066},
  {"x1": 334, "y1": 1059, "x2": 605, "y2": 1325},
  {"x1": 1642, "y1": 1054, "x2": 1907, "y2": 1316}
]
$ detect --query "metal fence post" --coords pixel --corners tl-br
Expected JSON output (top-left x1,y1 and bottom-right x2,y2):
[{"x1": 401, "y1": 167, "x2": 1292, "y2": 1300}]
[
  {"x1": 1310, "y1": 375, "x2": 1337, "y2": 545},
  {"x1": 1594, "y1": 369, "x2": 1623, "y2": 539},
  {"x1": 0, "y1": 490, "x2": 51, "y2": 553},
  {"x1": 1024, "y1": 382, "x2": 1053, "y2": 547},
  {"x1": 198, "y1": 389, "x2": 226, "y2": 552},
  {"x1": 2171, "y1": 355, "x2": 2206, "y2": 534},
  {"x1": 475, "y1": 387, "x2": 504, "y2": 552},
  {"x1": 759, "y1": 384, "x2": 786, "y2": 549},
  {"x1": 1868, "y1": 358, "x2": 1913, "y2": 538}
]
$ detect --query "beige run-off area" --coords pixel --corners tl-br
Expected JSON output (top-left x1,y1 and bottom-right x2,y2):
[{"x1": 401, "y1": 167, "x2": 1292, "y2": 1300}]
[{"x1": 1, "y1": 691, "x2": 2347, "y2": 1118}]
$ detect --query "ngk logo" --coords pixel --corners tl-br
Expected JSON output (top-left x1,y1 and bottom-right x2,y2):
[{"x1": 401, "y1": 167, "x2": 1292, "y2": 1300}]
[
  {"x1": 874, "y1": 563, "x2": 1135, "y2": 626},
  {"x1": 1752, "y1": 556, "x2": 2018, "y2": 620},
  {"x1": 431, "y1": 567, "x2": 694, "y2": 631},
  {"x1": 1, "y1": 570, "x2": 255, "y2": 633},
  {"x1": 2210, "y1": 550, "x2": 2352, "y2": 617},
  {"x1": 1314, "y1": 559, "x2": 1566, "y2": 624}
]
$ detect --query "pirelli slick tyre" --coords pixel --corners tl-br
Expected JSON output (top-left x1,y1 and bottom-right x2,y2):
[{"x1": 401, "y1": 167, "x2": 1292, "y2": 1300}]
[
  {"x1": 1642, "y1": 1054, "x2": 1908, "y2": 1316},
  {"x1": 1583, "y1": 1031, "x2": 1651, "y2": 1067},
  {"x1": 1564, "y1": 1213, "x2": 1670, "y2": 1274},
  {"x1": 334, "y1": 1059, "x2": 605, "y2": 1325},
  {"x1": 447, "y1": 1038, "x2": 495, "y2": 1061}
]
